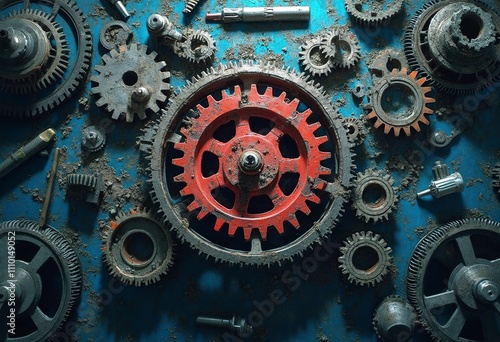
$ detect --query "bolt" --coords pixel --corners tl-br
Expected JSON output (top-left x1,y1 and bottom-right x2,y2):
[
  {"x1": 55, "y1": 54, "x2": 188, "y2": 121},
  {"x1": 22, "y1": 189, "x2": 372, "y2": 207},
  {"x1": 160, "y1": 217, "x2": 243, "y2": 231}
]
[
  {"x1": 132, "y1": 87, "x2": 151, "y2": 102},
  {"x1": 85, "y1": 131, "x2": 97, "y2": 144},
  {"x1": 239, "y1": 150, "x2": 263, "y2": 175},
  {"x1": 475, "y1": 279, "x2": 499, "y2": 303},
  {"x1": 432, "y1": 130, "x2": 448, "y2": 145},
  {"x1": 196, "y1": 314, "x2": 252, "y2": 335},
  {"x1": 147, "y1": 14, "x2": 166, "y2": 33}
]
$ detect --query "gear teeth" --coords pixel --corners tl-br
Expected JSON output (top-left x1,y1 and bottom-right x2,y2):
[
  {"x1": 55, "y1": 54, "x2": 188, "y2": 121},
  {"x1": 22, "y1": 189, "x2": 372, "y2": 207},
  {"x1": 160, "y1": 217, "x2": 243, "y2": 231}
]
[
  {"x1": 345, "y1": 0, "x2": 403, "y2": 26},
  {"x1": 299, "y1": 37, "x2": 334, "y2": 77}
]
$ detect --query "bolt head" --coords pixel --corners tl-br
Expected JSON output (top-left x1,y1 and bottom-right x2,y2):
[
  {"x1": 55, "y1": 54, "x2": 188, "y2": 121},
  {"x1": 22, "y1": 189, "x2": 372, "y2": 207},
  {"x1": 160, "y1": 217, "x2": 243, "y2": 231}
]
[
  {"x1": 147, "y1": 14, "x2": 165, "y2": 33},
  {"x1": 475, "y1": 279, "x2": 499, "y2": 303},
  {"x1": 239, "y1": 150, "x2": 263, "y2": 175}
]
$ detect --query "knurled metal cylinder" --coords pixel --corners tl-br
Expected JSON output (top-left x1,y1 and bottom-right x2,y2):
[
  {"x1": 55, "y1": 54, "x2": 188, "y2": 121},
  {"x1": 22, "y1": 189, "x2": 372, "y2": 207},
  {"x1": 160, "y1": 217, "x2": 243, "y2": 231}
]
[
  {"x1": 429, "y1": 172, "x2": 464, "y2": 198},
  {"x1": 431, "y1": 161, "x2": 449, "y2": 180}
]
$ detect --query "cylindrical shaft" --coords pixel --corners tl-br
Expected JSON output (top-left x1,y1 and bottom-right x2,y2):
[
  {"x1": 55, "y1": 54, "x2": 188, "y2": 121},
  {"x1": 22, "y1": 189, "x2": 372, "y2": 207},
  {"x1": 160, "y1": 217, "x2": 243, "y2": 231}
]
[
  {"x1": 207, "y1": 6, "x2": 310, "y2": 23},
  {"x1": 38, "y1": 148, "x2": 60, "y2": 228},
  {"x1": 196, "y1": 316, "x2": 232, "y2": 328}
]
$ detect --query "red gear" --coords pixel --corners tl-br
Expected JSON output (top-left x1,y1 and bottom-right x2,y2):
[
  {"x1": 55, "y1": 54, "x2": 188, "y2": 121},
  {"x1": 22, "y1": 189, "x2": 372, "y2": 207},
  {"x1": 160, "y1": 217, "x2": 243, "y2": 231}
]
[{"x1": 172, "y1": 84, "x2": 331, "y2": 240}]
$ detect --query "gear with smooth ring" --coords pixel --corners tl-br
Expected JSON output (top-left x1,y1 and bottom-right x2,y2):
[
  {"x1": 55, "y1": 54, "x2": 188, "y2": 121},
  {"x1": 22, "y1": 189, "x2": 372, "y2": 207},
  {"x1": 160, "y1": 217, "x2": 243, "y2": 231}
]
[
  {"x1": 338, "y1": 231, "x2": 393, "y2": 286},
  {"x1": 299, "y1": 37, "x2": 334, "y2": 77},
  {"x1": 345, "y1": 0, "x2": 403, "y2": 26},
  {"x1": 91, "y1": 43, "x2": 171, "y2": 122},
  {"x1": 492, "y1": 162, "x2": 500, "y2": 194},
  {"x1": 0, "y1": 220, "x2": 82, "y2": 342},
  {"x1": 0, "y1": 8, "x2": 69, "y2": 95},
  {"x1": 0, "y1": 0, "x2": 92, "y2": 119},
  {"x1": 140, "y1": 61, "x2": 354, "y2": 266},
  {"x1": 321, "y1": 27, "x2": 361, "y2": 69},
  {"x1": 404, "y1": 0, "x2": 500, "y2": 95},
  {"x1": 102, "y1": 208, "x2": 175, "y2": 286},
  {"x1": 342, "y1": 117, "x2": 367, "y2": 146},
  {"x1": 178, "y1": 30, "x2": 216, "y2": 64},
  {"x1": 352, "y1": 169, "x2": 398, "y2": 223},
  {"x1": 366, "y1": 68, "x2": 435, "y2": 137},
  {"x1": 406, "y1": 218, "x2": 500, "y2": 341}
]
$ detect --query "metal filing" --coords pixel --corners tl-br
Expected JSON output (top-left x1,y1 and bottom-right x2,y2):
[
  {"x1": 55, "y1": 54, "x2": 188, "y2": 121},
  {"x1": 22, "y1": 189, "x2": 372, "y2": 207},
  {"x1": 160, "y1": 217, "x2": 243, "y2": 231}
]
[
  {"x1": 417, "y1": 161, "x2": 465, "y2": 198},
  {"x1": 206, "y1": 6, "x2": 310, "y2": 23}
]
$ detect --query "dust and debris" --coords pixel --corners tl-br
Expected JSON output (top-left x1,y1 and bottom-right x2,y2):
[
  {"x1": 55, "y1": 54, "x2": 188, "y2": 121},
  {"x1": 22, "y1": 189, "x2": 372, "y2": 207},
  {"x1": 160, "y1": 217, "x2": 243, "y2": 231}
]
[
  {"x1": 451, "y1": 160, "x2": 461, "y2": 172},
  {"x1": 480, "y1": 162, "x2": 493, "y2": 177},
  {"x1": 88, "y1": 5, "x2": 109, "y2": 19},
  {"x1": 414, "y1": 217, "x2": 439, "y2": 237},
  {"x1": 386, "y1": 151, "x2": 424, "y2": 204},
  {"x1": 79, "y1": 97, "x2": 91, "y2": 112},
  {"x1": 61, "y1": 126, "x2": 73, "y2": 139},
  {"x1": 466, "y1": 178, "x2": 483, "y2": 187},
  {"x1": 464, "y1": 208, "x2": 488, "y2": 219}
]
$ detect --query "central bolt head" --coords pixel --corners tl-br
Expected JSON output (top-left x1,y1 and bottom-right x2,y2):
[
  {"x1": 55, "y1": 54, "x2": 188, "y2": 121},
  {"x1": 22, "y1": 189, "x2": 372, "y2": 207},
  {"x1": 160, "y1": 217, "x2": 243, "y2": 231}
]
[
  {"x1": 132, "y1": 87, "x2": 151, "y2": 102},
  {"x1": 239, "y1": 150, "x2": 263, "y2": 175},
  {"x1": 475, "y1": 279, "x2": 499, "y2": 303},
  {"x1": 147, "y1": 14, "x2": 166, "y2": 33}
]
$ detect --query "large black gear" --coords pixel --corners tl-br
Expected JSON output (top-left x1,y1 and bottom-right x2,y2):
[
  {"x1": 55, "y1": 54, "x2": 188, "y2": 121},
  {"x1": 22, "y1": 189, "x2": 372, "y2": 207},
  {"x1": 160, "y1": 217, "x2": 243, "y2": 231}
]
[
  {"x1": 140, "y1": 61, "x2": 354, "y2": 266},
  {"x1": 406, "y1": 218, "x2": 500, "y2": 342},
  {"x1": 0, "y1": 0, "x2": 92, "y2": 119},
  {"x1": 0, "y1": 220, "x2": 82, "y2": 342}
]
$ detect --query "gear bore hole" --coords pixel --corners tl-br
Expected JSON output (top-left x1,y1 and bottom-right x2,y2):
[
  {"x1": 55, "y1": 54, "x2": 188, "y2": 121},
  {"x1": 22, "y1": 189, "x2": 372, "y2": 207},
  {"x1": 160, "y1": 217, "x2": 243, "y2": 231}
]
[
  {"x1": 213, "y1": 120, "x2": 236, "y2": 142},
  {"x1": 362, "y1": 183, "x2": 387, "y2": 207},
  {"x1": 211, "y1": 186, "x2": 235, "y2": 209},
  {"x1": 201, "y1": 151, "x2": 219, "y2": 177},
  {"x1": 279, "y1": 172, "x2": 300, "y2": 196},
  {"x1": 460, "y1": 13, "x2": 484, "y2": 40},
  {"x1": 122, "y1": 231, "x2": 155, "y2": 265},
  {"x1": 308, "y1": 45, "x2": 330, "y2": 67},
  {"x1": 191, "y1": 37, "x2": 208, "y2": 51},
  {"x1": 352, "y1": 246, "x2": 379, "y2": 271},
  {"x1": 279, "y1": 134, "x2": 300, "y2": 158},
  {"x1": 122, "y1": 70, "x2": 138, "y2": 86},
  {"x1": 381, "y1": 84, "x2": 416, "y2": 119},
  {"x1": 386, "y1": 58, "x2": 402, "y2": 73},
  {"x1": 248, "y1": 194, "x2": 274, "y2": 214},
  {"x1": 249, "y1": 116, "x2": 274, "y2": 135}
]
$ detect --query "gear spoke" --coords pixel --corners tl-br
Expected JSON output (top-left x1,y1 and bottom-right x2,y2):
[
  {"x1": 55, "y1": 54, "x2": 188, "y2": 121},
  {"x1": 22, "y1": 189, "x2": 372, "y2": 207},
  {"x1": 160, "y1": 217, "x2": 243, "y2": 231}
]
[
  {"x1": 27, "y1": 247, "x2": 53, "y2": 273},
  {"x1": 443, "y1": 308, "x2": 467, "y2": 340},
  {"x1": 424, "y1": 290, "x2": 456, "y2": 310},
  {"x1": 31, "y1": 306, "x2": 52, "y2": 330},
  {"x1": 455, "y1": 235, "x2": 476, "y2": 266},
  {"x1": 280, "y1": 158, "x2": 301, "y2": 174}
]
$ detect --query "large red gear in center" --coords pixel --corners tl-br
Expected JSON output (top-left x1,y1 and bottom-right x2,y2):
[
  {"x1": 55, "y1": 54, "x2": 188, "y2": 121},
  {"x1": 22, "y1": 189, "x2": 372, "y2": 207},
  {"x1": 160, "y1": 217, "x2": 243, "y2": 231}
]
[{"x1": 172, "y1": 84, "x2": 332, "y2": 240}]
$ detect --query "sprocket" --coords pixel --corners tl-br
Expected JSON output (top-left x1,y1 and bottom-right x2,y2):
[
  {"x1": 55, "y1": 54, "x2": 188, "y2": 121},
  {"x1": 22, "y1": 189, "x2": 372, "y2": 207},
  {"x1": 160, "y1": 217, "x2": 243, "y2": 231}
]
[
  {"x1": 141, "y1": 61, "x2": 354, "y2": 266},
  {"x1": 91, "y1": 43, "x2": 171, "y2": 122},
  {"x1": 345, "y1": 0, "x2": 403, "y2": 26}
]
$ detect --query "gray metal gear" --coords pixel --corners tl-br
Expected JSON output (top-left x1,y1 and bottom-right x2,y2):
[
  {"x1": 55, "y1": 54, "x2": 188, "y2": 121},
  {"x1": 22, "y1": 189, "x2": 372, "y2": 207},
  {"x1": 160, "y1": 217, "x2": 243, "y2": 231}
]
[
  {"x1": 352, "y1": 169, "x2": 398, "y2": 223},
  {"x1": 81, "y1": 125, "x2": 106, "y2": 153},
  {"x1": 406, "y1": 218, "x2": 500, "y2": 342},
  {"x1": 66, "y1": 173, "x2": 105, "y2": 205},
  {"x1": 404, "y1": 0, "x2": 500, "y2": 95},
  {"x1": 0, "y1": 220, "x2": 82, "y2": 342},
  {"x1": 91, "y1": 43, "x2": 171, "y2": 122},
  {"x1": 368, "y1": 48, "x2": 409, "y2": 85},
  {"x1": 102, "y1": 208, "x2": 175, "y2": 286},
  {"x1": 345, "y1": 0, "x2": 403, "y2": 26},
  {"x1": 179, "y1": 29, "x2": 216, "y2": 64},
  {"x1": 492, "y1": 162, "x2": 500, "y2": 194},
  {"x1": 99, "y1": 20, "x2": 134, "y2": 51},
  {"x1": 338, "y1": 231, "x2": 393, "y2": 286},
  {"x1": 299, "y1": 37, "x2": 334, "y2": 77},
  {"x1": 342, "y1": 116, "x2": 367, "y2": 146},
  {"x1": 0, "y1": 0, "x2": 92, "y2": 119},
  {"x1": 320, "y1": 27, "x2": 361, "y2": 69},
  {"x1": 140, "y1": 61, "x2": 354, "y2": 266},
  {"x1": 0, "y1": 8, "x2": 69, "y2": 95},
  {"x1": 372, "y1": 295, "x2": 417, "y2": 342}
]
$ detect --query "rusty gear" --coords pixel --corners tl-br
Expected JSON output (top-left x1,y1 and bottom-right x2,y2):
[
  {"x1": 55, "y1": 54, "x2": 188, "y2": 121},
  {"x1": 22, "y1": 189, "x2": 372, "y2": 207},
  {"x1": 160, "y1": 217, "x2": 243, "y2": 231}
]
[
  {"x1": 492, "y1": 163, "x2": 500, "y2": 194},
  {"x1": 368, "y1": 48, "x2": 409, "y2": 84},
  {"x1": 321, "y1": 27, "x2": 361, "y2": 69},
  {"x1": 141, "y1": 61, "x2": 354, "y2": 266},
  {"x1": 352, "y1": 169, "x2": 398, "y2": 223},
  {"x1": 342, "y1": 117, "x2": 367, "y2": 146},
  {"x1": 406, "y1": 219, "x2": 500, "y2": 341},
  {"x1": 91, "y1": 43, "x2": 171, "y2": 122},
  {"x1": 338, "y1": 231, "x2": 393, "y2": 286},
  {"x1": 178, "y1": 30, "x2": 216, "y2": 64},
  {"x1": 366, "y1": 68, "x2": 435, "y2": 137},
  {"x1": 299, "y1": 37, "x2": 334, "y2": 77},
  {"x1": 345, "y1": 0, "x2": 403, "y2": 26},
  {"x1": 102, "y1": 208, "x2": 175, "y2": 286}
]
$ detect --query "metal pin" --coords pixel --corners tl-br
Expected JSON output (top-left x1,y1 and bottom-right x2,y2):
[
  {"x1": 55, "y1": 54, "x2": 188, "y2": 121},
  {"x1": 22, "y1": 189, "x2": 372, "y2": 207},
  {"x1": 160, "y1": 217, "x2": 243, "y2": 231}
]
[
  {"x1": 108, "y1": 0, "x2": 130, "y2": 21},
  {"x1": 206, "y1": 6, "x2": 310, "y2": 23},
  {"x1": 38, "y1": 148, "x2": 60, "y2": 228},
  {"x1": 196, "y1": 314, "x2": 252, "y2": 335}
]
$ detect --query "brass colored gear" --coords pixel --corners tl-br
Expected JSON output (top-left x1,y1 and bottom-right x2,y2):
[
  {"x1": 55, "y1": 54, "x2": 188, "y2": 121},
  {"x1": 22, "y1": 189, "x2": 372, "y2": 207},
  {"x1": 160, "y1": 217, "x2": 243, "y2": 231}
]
[{"x1": 366, "y1": 68, "x2": 435, "y2": 137}]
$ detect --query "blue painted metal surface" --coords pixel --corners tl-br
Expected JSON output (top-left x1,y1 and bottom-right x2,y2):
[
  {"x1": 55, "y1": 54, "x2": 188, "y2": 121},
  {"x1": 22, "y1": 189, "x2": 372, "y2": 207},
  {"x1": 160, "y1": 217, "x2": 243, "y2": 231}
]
[{"x1": 0, "y1": 0, "x2": 499, "y2": 341}]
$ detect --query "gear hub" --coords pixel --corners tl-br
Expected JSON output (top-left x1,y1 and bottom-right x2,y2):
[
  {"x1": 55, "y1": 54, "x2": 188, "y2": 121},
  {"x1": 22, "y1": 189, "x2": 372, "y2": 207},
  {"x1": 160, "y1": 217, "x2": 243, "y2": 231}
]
[{"x1": 142, "y1": 62, "x2": 353, "y2": 265}]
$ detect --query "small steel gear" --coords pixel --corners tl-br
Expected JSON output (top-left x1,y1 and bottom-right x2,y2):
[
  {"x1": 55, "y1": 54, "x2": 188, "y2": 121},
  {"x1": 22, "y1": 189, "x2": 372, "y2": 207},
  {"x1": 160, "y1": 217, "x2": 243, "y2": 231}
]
[
  {"x1": 338, "y1": 231, "x2": 393, "y2": 286},
  {"x1": 91, "y1": 43, "x2": 171, "y2": 122},
  {"x1": 404, "y1": 0, "x2": 500, "y2": 95},
  {"x1": 99, "y1": 20, "x2": 134, "y2": 51},
  {"x1": 66, "y1": 173, "x2": 105, "y2": 205},
  {"x1": 492, "y1": 162, "x2": 500, "y2": 194},
  {"x1": 0, "y1": 0, "x2": 92, "y2": 119},
  {"x1": 299, "y1": 37, "x2": 334, "y2": 77},
  {"x1": 366, "y1": 68, "x2": 435, "y2": 137},
  {"x1": 321, "y1": 27, "x2": 361, "y2": 69},
  {"x1": 81, "y1": 125, "x2": 106, "y2": 153},
  {"x1": 407, "y1": 218, "x2": 500, "y2": 341},
  {"x1": 0, "y1": 220, "x2": 82, "y2": 341},
  {"x1": 141, "y1": 61, "x2": 354, "y2": 266},
  {"x1": 345, "y1": 0, "x2": 403, "y2": 26},
  {"x1": 351, "y1": 169, "x2": 398, "y2": 223},
  {"x1": 102, "y1": 208, "x2": 175, "y2": 286},
  {"x1": 342, "y1": 117, "x2": 367, "y2": 146},
  {"x1": 0, "y1": 8, "x2": 69, "y2": 95},
  {"x1": 179, "y1": 30, "x2": 216, "y2": 64},
  {"x1": 372, "y1": 295, "x2": 417, "y2": 342},
  {"x1": 368, "y1": 48, "x2": 409, "y2": 84}
]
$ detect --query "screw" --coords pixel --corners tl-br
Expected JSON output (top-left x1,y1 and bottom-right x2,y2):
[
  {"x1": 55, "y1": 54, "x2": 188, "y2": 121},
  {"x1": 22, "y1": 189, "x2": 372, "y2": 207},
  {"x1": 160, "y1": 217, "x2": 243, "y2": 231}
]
[
  {"x1": 147, "y1": 14, "x2": 166, "y2": 33},
  {"x1": 196, "y1": 314, "x2": 253, "y2": 335},
  {"x1": 432, "y1": 130, "x2": 448, "y2": 145},
  {"x1": 239, "y1": 150, "x2": 263, "y2": 175},
  {"x1": 132, "y1": 87, "x2": 151, "y2": 102}
]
